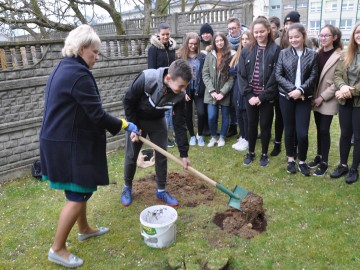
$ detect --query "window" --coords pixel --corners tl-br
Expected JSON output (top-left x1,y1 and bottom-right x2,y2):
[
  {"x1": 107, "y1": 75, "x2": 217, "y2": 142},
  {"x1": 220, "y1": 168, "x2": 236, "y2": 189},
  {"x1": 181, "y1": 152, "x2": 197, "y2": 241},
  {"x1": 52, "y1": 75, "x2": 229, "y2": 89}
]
[
  {"x1": 309, "y1": 20, "x2": 321, "y2": 31},
  {"x1": 342, "y1": 0, "x2": 354, "y2": 11},
  {"x1": 325, "y1": 0, "x2": 337, "y2": 11},
  {"x1": 283, "y1": 4, "x2": 294, "y2": 10},
  {"x1": 271, "y1": 5, "x2": 280, "y2": 10},
  {"x1": 297, "y1": 3, "x2": 307, "y2": 9},
  {"x1": 340, "y1": 19, "x2": 353, "y2": 30},
  {"x1": 310, "y1": 2, "x2": 322, "y2": 12},
  {"x1": 324, "y1": 20, "x2": 336, "y2": 25}
]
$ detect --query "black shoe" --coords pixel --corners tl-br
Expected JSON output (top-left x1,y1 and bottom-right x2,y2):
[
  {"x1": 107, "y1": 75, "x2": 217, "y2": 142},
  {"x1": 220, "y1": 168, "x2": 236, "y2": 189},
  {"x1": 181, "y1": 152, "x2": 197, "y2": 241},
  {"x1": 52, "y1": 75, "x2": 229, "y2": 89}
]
[
  {"x1": 167, "y1": 138, "x2": 175, "y2": 148},
  {"x1": 298, "y1": 163, "x2": 310, "y2": 176},
  {"x1": 270, "y1": 143, "x2": 281, "y2": 156},
  {"x1": 243, "y1": 153, "x2": 255, "y2": 165},
  {"x1": 226, "y1": 124, "x2": 238, "y2": 138},
  {"x1": 203, "y1": 130, "x2": 211, "y2": 136},
  {"x1": 330, "y1": 164, "x2": 349, "y2": 178},
  {"x1": 308, "y1": 155, "x2": 321, "y2": 168},
  {"x1": 313, "y1": 162, "x2": 328, "y2": 176},
  {"x1": 345, "y1": 168, "x2": 358, "y2": 184},
  {"x1": 287, "y1": 161, "x2": 296, "y2": 174},
  {"x1": 259, "y1": 154, "x2": 269, "y2": 167}
]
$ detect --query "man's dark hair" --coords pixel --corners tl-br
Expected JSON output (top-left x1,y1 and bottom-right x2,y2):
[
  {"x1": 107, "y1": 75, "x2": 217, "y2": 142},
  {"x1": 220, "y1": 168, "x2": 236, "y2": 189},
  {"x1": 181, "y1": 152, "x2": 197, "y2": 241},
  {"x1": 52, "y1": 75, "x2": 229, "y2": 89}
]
[
  {"x1": 158, "y1": 22, "x2": 170, "y2": 31},
  {"x1": 269, "y1": 16, "x2": 281, "y2": 28},
  {"x1": 168, "y1": 59, "x2": 192, "y2": 82}
]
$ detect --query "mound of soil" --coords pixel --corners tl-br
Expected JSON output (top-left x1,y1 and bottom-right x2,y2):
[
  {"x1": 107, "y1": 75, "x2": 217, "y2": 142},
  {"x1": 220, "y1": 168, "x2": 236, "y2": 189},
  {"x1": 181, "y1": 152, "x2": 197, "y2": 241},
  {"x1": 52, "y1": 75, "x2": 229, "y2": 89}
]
[
  {"x1": 133, "y1": 171, "x2": 215, "y2": 207},
  {"x1": 132, "y1": 172, "x2": 266, "y2": 238},
  {"x1": 213, "y1": 194, "x2": 267, "y2": 239}
]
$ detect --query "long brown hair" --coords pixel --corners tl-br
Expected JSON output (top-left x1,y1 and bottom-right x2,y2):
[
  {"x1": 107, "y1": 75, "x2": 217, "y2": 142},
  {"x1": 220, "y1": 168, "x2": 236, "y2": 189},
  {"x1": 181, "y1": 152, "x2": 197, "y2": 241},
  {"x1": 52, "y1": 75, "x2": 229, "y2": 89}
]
[
  {"x1": 344, "y1": 22, "x2": 360, "y2": 69},
  {"x1": 229, "y1": 30, "x2": 254, "y2": 67},
  {"x1": 318, "y1": 24, "x2": 343, "y2": 53},
  {"x1": 249, "y1": 17, "x2": 273, "y2": 51},
  {"x1": 211, "y1": 32, "x2": 232, "y2": 78},
  {"x1": 287, "y1": 23, "x2": 308, "y2": 48},
  {"x1": 176, "y1": 32, "x2": 200, "y2": 60}
]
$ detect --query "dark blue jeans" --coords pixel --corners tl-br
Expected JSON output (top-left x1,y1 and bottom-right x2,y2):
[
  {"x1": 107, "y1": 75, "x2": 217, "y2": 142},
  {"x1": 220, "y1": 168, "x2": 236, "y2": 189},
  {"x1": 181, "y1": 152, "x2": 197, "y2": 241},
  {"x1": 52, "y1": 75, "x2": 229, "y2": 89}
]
[
  {"x1": 279, "y1": 95, "x2": 311, "y2": 161},
  {"x1": 207, "y1": 104, "x2": 230, "y2": 138}
]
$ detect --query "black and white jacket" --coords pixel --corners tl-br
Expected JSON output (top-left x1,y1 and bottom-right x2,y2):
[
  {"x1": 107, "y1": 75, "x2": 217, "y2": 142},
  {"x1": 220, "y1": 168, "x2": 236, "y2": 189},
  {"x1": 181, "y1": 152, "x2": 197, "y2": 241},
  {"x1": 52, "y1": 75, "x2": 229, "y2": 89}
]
[
  {"x1": 275, "y1": 47, "x2": 318, "y2": 99},
  {"x1": 148, "y1": 35, "x2": 177, "y2": 69},
  {"x1": 238, "y1": 42, "x2": 281, "y2": 102}
]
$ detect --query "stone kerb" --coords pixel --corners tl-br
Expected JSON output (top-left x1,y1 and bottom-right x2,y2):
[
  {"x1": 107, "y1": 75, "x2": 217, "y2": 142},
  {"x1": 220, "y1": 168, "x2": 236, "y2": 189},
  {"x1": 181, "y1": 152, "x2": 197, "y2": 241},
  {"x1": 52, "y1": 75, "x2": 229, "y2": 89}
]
[{"x1": 0, "y1": 34, "x2": 174, "y2": 182}]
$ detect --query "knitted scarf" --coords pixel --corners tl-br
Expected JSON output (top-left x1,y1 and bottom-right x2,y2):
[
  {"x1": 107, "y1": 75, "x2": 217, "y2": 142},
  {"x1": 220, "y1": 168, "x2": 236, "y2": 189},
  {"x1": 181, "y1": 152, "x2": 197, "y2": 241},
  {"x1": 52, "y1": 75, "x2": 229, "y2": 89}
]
[{"x1": 227, "y1": 34, "x2": 241, "y2": 50}]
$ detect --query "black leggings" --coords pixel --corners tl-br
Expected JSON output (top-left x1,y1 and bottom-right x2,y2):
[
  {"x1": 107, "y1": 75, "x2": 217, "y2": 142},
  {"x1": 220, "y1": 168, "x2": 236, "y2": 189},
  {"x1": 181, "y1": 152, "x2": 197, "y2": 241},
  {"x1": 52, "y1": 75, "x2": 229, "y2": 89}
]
[
  {"x1": 246, "y1": 101, "x2": 274, "y2": 154},
  {"x1": 280, "y1": 95, "x2": 311, "y2": 161},
  {"x1": 185, "y1": 93, "x2": 206, "y2": 137},
  {"x1": 338, "y1": 101, "x2": 360, "y2": 169},
  {"x1": 313, "y1": 111, "x2": 333, "y2": 163},
  {"x1": 273, "y1": 98, "x2": 284, "y2": 143}
]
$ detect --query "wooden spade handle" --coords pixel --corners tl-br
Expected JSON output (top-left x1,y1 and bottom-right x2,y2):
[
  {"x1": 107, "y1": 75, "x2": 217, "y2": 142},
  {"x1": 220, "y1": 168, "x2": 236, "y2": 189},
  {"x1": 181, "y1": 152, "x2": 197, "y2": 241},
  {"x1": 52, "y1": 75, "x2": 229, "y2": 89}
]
[{"x1": 138, "y1": 136, "x2": 217, "y2": 188}]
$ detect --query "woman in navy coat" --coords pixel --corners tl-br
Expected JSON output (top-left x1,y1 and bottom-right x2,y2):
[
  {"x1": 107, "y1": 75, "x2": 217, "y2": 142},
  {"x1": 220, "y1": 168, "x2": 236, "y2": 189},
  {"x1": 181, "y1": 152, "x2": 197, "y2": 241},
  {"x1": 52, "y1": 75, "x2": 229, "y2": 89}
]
[{"x1": 40, "y1": 25, "x2": 138, "y2": 268}]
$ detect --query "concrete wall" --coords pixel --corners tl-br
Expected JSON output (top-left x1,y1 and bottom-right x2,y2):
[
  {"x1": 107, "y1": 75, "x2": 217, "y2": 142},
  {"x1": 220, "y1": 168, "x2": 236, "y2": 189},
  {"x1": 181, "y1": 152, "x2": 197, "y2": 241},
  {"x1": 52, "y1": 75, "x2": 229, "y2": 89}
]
[{"x1": 0, "y1": 5, "x2": 250, "y2": 182}]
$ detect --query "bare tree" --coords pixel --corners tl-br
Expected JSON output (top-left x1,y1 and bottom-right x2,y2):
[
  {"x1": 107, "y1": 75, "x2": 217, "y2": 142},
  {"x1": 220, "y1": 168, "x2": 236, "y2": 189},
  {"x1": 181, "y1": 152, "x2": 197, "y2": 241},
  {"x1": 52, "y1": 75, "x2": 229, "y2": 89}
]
[{"x1": 0, "y1": 0, "x2": 125, "y2": 40}]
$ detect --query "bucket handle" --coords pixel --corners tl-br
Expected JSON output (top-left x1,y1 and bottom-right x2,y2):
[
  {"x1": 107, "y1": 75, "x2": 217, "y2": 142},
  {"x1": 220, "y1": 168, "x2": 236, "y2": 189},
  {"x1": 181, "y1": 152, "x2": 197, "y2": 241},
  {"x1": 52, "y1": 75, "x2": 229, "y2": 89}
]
[{"x1": 141, "y1": 224, "x2": 175, "y2": 239}]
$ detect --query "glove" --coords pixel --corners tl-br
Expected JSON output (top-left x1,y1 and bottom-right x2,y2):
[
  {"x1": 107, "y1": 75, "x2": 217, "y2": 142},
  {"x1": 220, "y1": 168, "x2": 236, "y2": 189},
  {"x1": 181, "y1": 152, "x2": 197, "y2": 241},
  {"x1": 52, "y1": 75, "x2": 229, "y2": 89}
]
[
  {"x1": 120, "y1": 118, "x2": 139, "y2": 135},
  {"x1": 125, "y1": 122, "x2": 139, "y2": 135}
]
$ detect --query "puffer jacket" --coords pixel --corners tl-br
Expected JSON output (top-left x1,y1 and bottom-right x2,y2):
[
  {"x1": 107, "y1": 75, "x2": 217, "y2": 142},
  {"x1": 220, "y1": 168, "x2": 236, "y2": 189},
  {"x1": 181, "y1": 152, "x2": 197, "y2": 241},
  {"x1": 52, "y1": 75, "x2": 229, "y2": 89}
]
[
  {"x1": 148, "y1": 35, "x2": 177, "y2": 69},
  {"x1": 333, "y1": 57, "x2": 360, "y2": 107},
  {"x1": 275, "y1": 47, "x2": 318, "y2": 99},
  {"x1": 238, "y1": 42, "x2": 281, "y2": 102},
  {"x1": 202, "y1": 50, "x2": 235, "y2": 106}
]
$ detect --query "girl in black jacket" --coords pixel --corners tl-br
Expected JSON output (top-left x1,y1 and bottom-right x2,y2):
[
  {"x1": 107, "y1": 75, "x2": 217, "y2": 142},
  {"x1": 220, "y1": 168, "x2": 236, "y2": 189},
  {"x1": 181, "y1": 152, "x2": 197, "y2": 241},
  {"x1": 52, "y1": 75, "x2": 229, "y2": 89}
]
[
  {"x1": 275, "y1": 23, "x2": 318, "y2": 176},
  {"x1": 238, "y1": 17, "x2": 281, "y2": 167}
]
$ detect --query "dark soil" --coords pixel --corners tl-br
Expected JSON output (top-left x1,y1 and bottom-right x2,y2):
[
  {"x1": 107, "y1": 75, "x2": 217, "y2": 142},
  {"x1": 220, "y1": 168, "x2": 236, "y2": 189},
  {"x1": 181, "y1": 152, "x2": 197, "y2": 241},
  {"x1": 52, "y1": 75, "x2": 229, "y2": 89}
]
[{"x1": 132, "y1": 171, "x2": 267, "y2": 239}]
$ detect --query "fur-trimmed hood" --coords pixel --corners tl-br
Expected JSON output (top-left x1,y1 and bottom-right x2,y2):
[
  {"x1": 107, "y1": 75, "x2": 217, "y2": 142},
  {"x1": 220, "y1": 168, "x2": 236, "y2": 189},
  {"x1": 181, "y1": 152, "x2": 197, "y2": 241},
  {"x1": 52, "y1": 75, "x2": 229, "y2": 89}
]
[{"x1": 150, "y1": 34, "x2": 177, "y2": 50}]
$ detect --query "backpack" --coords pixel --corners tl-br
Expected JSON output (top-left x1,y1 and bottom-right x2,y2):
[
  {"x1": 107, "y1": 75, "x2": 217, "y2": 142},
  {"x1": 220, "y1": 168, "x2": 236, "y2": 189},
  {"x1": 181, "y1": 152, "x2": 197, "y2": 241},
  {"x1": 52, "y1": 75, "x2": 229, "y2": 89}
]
[{"x1": 31, "y1": 160, "x2": 42, "y2": 180}]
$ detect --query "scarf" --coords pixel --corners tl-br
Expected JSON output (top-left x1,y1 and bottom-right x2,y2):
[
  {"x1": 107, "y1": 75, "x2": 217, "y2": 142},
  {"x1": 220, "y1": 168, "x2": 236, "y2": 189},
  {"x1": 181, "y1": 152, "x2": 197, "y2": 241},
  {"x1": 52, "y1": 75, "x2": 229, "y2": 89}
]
[{"x1": 227, "y1": 34, "x2": 241, "y2": 50}]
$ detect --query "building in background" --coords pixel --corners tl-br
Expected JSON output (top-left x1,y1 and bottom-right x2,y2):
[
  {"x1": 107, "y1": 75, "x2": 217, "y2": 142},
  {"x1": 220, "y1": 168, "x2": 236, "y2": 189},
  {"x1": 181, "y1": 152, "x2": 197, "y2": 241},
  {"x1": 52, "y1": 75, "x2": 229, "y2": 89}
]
[{"x1": 269, "y1": 0, "x2": 359, "y2": 43}]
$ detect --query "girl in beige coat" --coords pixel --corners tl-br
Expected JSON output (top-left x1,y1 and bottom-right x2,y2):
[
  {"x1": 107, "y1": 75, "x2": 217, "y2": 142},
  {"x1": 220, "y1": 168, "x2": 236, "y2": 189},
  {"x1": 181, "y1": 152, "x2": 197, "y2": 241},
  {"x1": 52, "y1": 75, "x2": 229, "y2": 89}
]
[{"x1": 310, "y1": 25, "x2": 343, "y2": 176}]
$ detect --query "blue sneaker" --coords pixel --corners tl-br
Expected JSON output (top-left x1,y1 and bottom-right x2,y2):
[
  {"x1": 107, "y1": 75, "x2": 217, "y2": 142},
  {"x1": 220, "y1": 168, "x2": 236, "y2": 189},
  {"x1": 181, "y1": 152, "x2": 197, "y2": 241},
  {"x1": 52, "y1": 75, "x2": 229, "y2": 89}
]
[
  {"x1": 156, "y1": 191, "x2": 179, "y2": 206},
  {"x1": 121, "y1": 186, "x2": 132, "y2": 206}
]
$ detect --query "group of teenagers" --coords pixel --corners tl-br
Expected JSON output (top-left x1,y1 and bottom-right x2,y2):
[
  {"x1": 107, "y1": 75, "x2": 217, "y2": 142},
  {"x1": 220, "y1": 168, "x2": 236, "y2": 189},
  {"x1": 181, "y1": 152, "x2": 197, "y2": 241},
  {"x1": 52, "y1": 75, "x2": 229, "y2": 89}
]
[
  {"x1": 168, "y1": 11, "x2": 360, "y2": 185},
  {"x1": 39, "y1": 11, "x2": 359, "y2": 268}
]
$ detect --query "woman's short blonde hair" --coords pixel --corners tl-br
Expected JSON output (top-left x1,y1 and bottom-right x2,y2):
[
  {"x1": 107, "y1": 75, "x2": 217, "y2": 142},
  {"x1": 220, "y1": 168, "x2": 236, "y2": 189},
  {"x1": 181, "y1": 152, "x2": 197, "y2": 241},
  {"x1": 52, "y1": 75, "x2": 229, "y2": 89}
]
[{"x1": 62, "y1": 24, "x2": 101, "y2": 57}]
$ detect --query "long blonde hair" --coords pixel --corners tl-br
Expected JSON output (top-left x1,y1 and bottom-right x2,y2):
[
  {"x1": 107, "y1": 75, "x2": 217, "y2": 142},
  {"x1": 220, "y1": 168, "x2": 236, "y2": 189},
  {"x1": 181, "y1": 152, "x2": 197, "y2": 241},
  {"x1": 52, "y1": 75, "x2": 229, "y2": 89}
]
[
  {"x1": 229, "y1": 30, "x2": 253, "y2": 67},
  {"x1": 176, "y1": 32, "x2": 200, "y2": 60},
  {"x1": 343, "y1": 22, "x2": 360, "y2": 69}
]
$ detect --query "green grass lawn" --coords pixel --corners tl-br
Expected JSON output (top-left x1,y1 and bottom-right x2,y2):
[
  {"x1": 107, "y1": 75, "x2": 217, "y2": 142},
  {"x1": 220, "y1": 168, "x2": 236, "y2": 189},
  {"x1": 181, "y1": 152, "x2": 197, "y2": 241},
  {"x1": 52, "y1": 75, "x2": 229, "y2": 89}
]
[{"x1": 0, "y1": 117, "x2": 359, "y2": 270}]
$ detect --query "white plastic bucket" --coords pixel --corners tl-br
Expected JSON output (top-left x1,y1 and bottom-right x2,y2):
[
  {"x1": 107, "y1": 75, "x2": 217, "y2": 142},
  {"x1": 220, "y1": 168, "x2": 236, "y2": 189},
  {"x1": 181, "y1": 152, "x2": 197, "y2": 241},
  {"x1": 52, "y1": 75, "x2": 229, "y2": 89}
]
[{"x1": 139, "y1": 205, "x2": 178, "y2": 248}]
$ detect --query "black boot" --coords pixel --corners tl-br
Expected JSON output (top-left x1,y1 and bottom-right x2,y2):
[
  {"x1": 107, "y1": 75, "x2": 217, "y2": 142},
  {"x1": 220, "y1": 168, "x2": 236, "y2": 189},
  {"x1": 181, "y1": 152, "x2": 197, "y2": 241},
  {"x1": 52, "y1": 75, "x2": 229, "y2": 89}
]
[
  {"x1": 270, "y1": 142, "x2": 281, "y2": 156},
  {"x1": 226, "y1": 124, "x2": 238, "y2": 137}
]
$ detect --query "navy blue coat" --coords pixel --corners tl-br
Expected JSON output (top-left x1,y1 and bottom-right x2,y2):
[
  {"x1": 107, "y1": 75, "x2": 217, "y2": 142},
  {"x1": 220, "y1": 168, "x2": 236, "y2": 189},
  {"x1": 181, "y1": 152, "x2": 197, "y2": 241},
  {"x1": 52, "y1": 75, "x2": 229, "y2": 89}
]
[{"x1": 40, "y1": 56, "x2": 122, "y2": 188}]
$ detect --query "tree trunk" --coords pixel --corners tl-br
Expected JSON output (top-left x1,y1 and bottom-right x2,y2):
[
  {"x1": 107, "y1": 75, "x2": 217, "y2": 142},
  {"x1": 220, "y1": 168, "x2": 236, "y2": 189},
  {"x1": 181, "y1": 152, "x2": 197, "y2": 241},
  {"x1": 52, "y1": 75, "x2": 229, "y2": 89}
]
[{"x1": 143, "y1": 0, "x2": 152, "y2": 35}]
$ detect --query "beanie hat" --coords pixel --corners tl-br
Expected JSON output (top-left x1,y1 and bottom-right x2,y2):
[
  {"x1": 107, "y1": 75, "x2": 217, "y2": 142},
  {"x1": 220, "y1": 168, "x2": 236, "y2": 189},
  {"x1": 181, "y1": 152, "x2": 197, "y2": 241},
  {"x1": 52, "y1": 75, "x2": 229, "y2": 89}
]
[
  {"x1": 284, "y1": 11, "x2": 300, "y2": 24},
  {"x1": 200, "y1": 23, "x2": 214, "y2": 36}
]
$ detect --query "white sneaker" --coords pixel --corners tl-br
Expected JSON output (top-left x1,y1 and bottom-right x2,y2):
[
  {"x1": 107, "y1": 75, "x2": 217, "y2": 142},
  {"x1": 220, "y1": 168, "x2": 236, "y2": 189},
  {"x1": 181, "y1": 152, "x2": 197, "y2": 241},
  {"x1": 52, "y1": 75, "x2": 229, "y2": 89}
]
[
  {"x1": 196, "y1": 135, "x2": 205, "y2": 146},
  {"x1": 234, "y1": 139, "x2": 248, "y2": 151},
  {"x1": 232, "y1": 137, "x2": 242, "y2": 149},
  {"x1": 207, "y1": 137, "x2": 217, "y2": 147},
  {"x1": 217, "y1": 137, "x2": 225, "y2": 147},
  {"x1": 189, "y1": 136, "x2": 196, "y2": 146}
]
